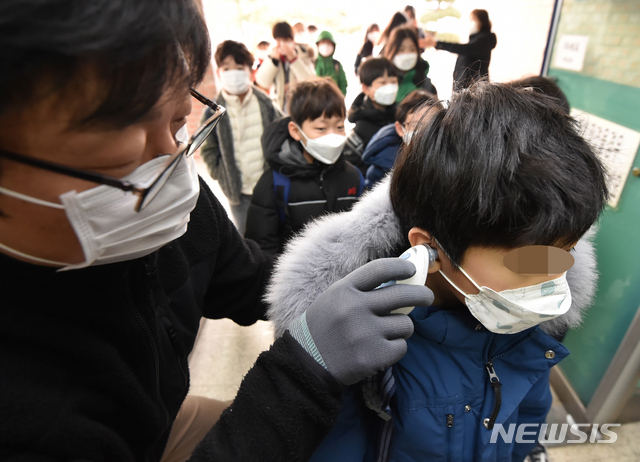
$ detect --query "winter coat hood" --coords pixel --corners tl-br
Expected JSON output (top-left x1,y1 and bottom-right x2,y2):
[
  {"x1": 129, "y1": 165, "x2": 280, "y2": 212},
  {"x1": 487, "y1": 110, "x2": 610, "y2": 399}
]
[
  {"x1": 362, "y1": 124, "x2": 402, "y2": 168},
  {"x1": 316, "y1": 30, "x2": 336, "y2": 45},
  {"x1": 266, "y1": 176, "x2": 599, "y2": 338}
]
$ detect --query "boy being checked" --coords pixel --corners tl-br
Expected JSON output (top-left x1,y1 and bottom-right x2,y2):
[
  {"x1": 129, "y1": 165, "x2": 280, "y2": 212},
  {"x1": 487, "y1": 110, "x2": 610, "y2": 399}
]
[
  {"x1": 199, "y1": 40, "x2": 282, "y2": 234},
  {"x1": 344, "y1": 58, "x2": 399, "y2": 175},
  {"x1": 245, "y1": 78, "x2": 364, "y2": 255},
  {"x1": 265, "y1": 82, "x2": 608, "y2": 461}
]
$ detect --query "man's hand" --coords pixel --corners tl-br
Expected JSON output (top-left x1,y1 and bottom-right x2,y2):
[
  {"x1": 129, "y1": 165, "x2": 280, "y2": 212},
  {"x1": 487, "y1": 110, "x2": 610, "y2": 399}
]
[{"x1": 288, "y1": 258, "x2": 435, "y2": 386}]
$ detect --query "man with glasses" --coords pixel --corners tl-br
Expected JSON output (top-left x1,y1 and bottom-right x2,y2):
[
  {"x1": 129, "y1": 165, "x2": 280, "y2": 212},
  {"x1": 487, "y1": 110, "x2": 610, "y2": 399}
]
[{"x1": 0, "y1": 1, "x2": 433, "y2": 461}]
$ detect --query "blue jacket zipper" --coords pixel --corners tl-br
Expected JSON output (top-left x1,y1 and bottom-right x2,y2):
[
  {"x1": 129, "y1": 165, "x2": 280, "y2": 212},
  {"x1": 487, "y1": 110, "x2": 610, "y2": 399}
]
[{"x1": 483, "y1": 333, "x2": 534, "y2": 430}]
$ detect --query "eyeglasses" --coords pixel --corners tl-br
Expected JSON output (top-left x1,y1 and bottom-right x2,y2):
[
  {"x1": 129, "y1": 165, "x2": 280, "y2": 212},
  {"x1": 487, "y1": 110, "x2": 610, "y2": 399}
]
[{"x1": 0, "y1": 88, "x2": 225, "y2": 212}]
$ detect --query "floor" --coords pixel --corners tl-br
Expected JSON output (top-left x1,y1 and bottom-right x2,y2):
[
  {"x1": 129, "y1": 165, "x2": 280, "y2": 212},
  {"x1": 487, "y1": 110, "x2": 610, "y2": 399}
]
[{"x1": 189, "y1": 162, "x2": 640, "y2": 461}]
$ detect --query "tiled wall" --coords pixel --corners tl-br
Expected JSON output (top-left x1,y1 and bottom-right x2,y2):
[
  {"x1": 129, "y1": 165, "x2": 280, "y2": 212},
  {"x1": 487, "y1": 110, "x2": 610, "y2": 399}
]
[{"x1": 554, "y1": 0, "x2": 640, "y2": 87}]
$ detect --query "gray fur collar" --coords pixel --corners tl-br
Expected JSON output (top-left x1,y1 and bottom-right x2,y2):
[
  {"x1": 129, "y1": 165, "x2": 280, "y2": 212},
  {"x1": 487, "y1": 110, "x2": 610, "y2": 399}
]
[{"x1": 266, "y1": 175, "x2": 599, "y2": 338}]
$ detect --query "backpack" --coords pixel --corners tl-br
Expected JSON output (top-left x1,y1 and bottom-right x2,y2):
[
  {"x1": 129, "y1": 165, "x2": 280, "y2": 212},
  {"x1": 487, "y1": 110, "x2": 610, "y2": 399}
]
[{"x1": 272, "y1": 169, "x2": 365, "y2": 226}]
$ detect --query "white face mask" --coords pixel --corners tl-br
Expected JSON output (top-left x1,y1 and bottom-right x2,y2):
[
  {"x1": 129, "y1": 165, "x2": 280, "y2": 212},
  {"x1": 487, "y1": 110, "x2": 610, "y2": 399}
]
[
  {"x1": 219, "y1": 69, "x2": 251, "y2": 95},
  {"x1": 470, "y1": 21, "x2": 480, "y2": 35},
  {"x1": 367, "y1": 32, "x2": 380, "y2": 44},
  {"x1": 0, "y1": 145, "x2": 200, "y2": 271},
  {"x1": 439, "y1": 267, "x2": 572, "y2": 334},
  {"x1": 318, "y1": 43, "x2": 334, "y2": 57},
  {"x1": 393, "y1": 52, "x2": 418, "y2": 71},
  {"x1": 295, "y1": 124, "x2": 347, "y2": 164},
  {"x1": 373, "y1": 83, "x2": 399, "y2": 106}
]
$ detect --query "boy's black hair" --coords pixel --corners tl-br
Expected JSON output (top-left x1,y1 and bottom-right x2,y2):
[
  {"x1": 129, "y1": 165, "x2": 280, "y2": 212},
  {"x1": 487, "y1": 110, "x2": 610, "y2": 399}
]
[
  {"x1": 0, "y1": 0, "x2": 210, "y2": 129},
  {"x1": 289, "y1": 78, "x2": 346, "y2": 126},
  {"x1": 509, "y1": 76, "x2": 570, "y2": 114},
  {"x1": 272, "y1": 22, "x2": 294, "y2": 40},
  {"x1": 215, "y1": 41, "x2": 254, "y2": 67},
  {"x1": 359, "y1": 58, "x2": 398, "y2": 86},
  {"x1": 396, "y1": 89, "x2": 437, "y2": 124},
  {"x1": 390, "y1": 82, "x2": 608, "y2": 268}
]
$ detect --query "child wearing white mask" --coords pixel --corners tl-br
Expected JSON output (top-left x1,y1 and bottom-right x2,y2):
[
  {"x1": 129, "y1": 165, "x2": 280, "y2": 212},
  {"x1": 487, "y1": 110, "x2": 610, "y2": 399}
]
[
  {"x1": 384, "y1": 26, "x2": 437, "y2": 102},
  {"x1": 200, "y1": 40, "x2": 282, "y2": 234},
  {"x1": 345, "y1": 58, "x2": 399, "y2": 175},
  {"x1": 314, "y1": 31, "x2": 348, "y2": 96},
  {"x1": 266, "y1": 82, "x2": 608, "y2": 462},
  {"x1": 245, "y1": 78, "x2": 364, "y2": 255}
]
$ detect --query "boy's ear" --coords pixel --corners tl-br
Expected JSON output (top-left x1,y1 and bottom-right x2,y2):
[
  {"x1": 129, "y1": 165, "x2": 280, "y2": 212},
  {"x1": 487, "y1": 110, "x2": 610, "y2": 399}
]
[
  {"x1": 408, "y1": 227, "x2": 441, "y2": 273},
  {"x1": 362, "y1": 83, "x2": 372, "y2": 98},
  {"x1": 395, "y1": 121, "x2": 405, "y2": 138},
  {"x1": 288, "y1": 121, "x2": 302, "y2": 141}
]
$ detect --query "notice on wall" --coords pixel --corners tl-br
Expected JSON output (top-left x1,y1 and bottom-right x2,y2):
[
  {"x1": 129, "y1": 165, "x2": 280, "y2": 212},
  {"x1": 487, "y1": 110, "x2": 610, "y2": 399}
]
[
  {"x1": 572, "y1": 109, "x2": 640, "y2": 208},
  {"x1": 554, "y1": 35, "x2": 589, "y2": 72}
]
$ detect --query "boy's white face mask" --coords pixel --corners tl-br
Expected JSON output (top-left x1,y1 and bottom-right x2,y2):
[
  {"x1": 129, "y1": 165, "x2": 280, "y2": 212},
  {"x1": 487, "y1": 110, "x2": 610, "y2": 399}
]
[
  {"x1": 439, "y1": 266, "x2": 572, "y2": 334},
  {"x1": 318, "y1": 43, "x2": 334, "y2": 57},
  {"x1": 295, "y1": 124, "x2": 347, "y2": 164},
  {"x1": 219, "y1": 69, "x2": 251, "y2": 95},
  {"x1": 373, "y1": 83, "x2": 399, "y2": 106}
]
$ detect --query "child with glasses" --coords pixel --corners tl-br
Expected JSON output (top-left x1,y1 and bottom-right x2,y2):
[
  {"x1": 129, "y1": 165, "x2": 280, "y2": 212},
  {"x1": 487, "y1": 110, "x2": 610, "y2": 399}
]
[{"x1": 266, "y1": 82, "x2": 608, "y2": 462}]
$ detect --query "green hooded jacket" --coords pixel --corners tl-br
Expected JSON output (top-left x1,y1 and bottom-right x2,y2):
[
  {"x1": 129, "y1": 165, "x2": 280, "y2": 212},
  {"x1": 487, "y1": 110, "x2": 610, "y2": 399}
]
[{"x1": 315, "y1": 30, "x2": 348, "y2": 96}]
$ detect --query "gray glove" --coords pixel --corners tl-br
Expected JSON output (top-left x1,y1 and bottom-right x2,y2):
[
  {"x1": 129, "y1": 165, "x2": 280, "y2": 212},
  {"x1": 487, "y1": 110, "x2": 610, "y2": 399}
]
[{"x1": 288, "y1": 258, "x2": 435, "y2": 386}]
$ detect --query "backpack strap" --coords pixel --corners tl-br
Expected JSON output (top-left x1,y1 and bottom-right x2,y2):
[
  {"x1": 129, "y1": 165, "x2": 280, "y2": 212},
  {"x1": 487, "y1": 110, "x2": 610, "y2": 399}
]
[{"x1": 272, "y1": 170, "x2": 291, "y2": 227}]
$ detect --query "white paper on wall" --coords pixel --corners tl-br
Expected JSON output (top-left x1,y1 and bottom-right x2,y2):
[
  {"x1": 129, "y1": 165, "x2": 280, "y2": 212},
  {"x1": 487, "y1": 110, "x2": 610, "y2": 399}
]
[
  {"x1": 572, "y1": 109, "x2": 640, "y2": 208},
  {"x1": 554, "y1": 35, "x2": 589, "y2": 72}
]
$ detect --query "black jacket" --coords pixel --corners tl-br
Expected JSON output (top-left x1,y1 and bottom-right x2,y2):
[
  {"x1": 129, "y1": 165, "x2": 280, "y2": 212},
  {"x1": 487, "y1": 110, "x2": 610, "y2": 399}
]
[
  {"x1": 348, "y1": 93, "x2": 397, "y2": 150},
  {"x1": 0, "y1": 179, "x2": 341, "y2": 461},
  {"x1": 435, "y1": 31, "x2": 497, "y2": 90},
  {"x1": 354, "y1": 40, "x2": 374, "y2": 75},
  {"x1": 245, "y1": 117, "x2": 362, "y2": 255}
]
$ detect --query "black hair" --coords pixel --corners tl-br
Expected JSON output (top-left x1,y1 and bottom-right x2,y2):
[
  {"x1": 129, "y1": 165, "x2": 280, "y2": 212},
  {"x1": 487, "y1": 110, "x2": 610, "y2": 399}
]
[
  {"x1": 472, "y1": 9, "x2": 492, "y2": 32},
  {"x1": 404, "y1": 5, "x2": 416, "y2": 19},
  {"x1": 390, "y1": 81, "x2": 608, "y2": 268},
  {"x1": 289, "y1": 78, "x2": 346, "y2": 126},
  {"x1": 273, "y1": 22, "x2": 294, "y2": 40},
  {"x1": 384, "y1": 26, "x2": 428, "y2": 87},
  {"x1": 0, "y1": 0, "x2": 210, "y2": 129},
  {"x1": 509, "y1": 76, "x2": 570, "y2": 114},
  {"x1": 215, "y1": 41, "x2": 254, "y2": 68},
  {"x1": 396, "y1": 89, "x2": 438, "y2": 124},
  {"x1": 257, "y1": 41, "x2": 271, "y2": 48},
  {"x1": 379, "y1": 12, "x2": 408, "y2": 46},
  {"x1": 363, "y1": 23, "x2": 380, "y2": 45},
  {"x1": 359, "y1": 58, "x2": 398, "y2": 86}
]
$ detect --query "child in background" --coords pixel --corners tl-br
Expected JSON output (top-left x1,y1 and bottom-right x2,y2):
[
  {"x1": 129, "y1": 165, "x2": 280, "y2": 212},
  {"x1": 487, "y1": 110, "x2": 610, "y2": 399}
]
[
  {"x1": 384, "y1": 26, "x2": 437, "y2": 102},
  {"x1": 199, "y1": 40, "x2": 282, "y2": 234},
  {"x1": 254, "y1": 40, "x2": 271, "y2": 70},
  {"x1": 265, "y1": 82, "x2": 607, "y2": 461},
  {"x1": 245, "y1": 78, "x2": 364, "y2": 255},
  {"x1": 255, "y1": 21, "x2": 315, "y2": 113},
  {"x1": 355, "y1": 23, "x2": 380, "y2": 76},
  {"x1": 314, "y1": 31, "x2": 348, "y2": 96},
  {"x1": 345, "y1": 58, "x2": 399, "y2": 175},
  {"x1": 362, "y1": 89, "x2": 437, "y2": 188}
]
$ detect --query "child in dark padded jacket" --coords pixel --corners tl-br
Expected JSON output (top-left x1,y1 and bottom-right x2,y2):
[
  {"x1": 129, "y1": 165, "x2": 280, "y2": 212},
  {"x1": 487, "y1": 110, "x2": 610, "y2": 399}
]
[
  {"x1": 245, "y1": 78, "x2": 364, "y2": 255},
  {"x1": 265, "y1": 82, "x2": 608, "y2": 461}
]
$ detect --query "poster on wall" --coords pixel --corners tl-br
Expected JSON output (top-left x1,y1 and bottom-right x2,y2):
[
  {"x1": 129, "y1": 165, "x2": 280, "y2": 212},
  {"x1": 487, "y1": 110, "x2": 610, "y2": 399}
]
[
  {"x1": 553, "y1": 35, "x2": 589, "y2": 72},
  {"x1": 572, "y1": 109, "x2": 640, "y2": 208}
]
